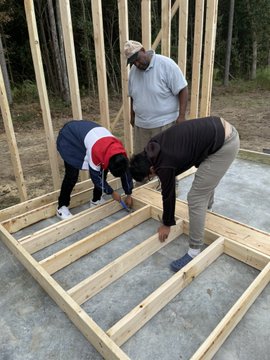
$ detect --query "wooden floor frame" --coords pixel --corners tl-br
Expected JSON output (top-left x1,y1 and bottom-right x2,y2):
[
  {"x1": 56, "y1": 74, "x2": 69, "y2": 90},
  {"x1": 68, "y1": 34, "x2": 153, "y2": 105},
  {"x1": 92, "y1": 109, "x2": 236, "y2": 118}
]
[{"x1": 1, "y1": 169, "x2": 270, "y2": 359}]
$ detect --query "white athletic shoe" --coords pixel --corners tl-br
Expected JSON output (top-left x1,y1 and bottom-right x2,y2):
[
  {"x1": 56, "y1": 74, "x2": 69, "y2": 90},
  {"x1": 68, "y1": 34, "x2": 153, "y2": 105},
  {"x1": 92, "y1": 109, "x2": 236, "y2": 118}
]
[
  {"x1": 56, "y1": 206, "x2": 73, "y2": 220},
  {"x1": 90, "y1": 196, "x2": 106, "y2": 208}
]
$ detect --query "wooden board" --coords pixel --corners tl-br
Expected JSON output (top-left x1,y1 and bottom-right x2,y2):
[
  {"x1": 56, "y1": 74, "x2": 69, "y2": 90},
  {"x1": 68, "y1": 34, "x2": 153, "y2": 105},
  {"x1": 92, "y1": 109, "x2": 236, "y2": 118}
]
[{"x1": 1, "y1": 182, "x2": 269, "y2": 359}]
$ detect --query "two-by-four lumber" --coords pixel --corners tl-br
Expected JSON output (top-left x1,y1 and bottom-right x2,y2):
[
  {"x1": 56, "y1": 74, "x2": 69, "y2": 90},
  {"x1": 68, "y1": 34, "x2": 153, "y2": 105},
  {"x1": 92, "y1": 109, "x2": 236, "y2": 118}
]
[
  {"x1": 178, "y1": 0, "x2": 188, "y2": 76},
  {"x1": 1, "y1": 178, "x2": 121, "y2": 233},
  {"x1": 91, "y1": 0, "x2": 110, "y2": 129},
  {"x1": 0, "y1": 174, "x2": 116, "y2": 222},
  {"x1": 1, "y1": 183, "x2": 270, "y2": 359},
  {"x1": 58, "y1": 0, "x2": 82, "y2": 120},
  {"x1": 132, "y1": 187, "x2": 270, "y2": 256},
  {"x1": 189, "y1": 0, "x2": 205, "y2": 119},
  {"x1": 19, "y1": 198, "x2": 146, "y2": 252},
  {"x1": 0, "y1": 66, "x2": 27, "y2": 201},
  {"x1": 190, "y1": 241, "x2": 270, "y2": 360},
  {"x1": 107, "y1": 235, "x2": 270, "y2": 356},
  {"x1": 106, "y1": 236, "x2": 225, "y2": 346},
  {"x1": 141, "y1": 0, "x2": 151, "y2": 49},
  {"x1": 161, "y1": 0, "x2": 171, "y2": 57},
  {"x1": 200, "y1": 0, "x2": 218, "y2": 117},
  {"x1": 0, "y1": 223, "x2": 131, "y2": 360},
  {"x1": 224, "y1": 237, "x2": 270, "y2": 270},
  {"x1": 39, "y1": 205, "x2": 152, "y2": 275},
  {"x1": 58, "y1": 0, "x2": 89, "y2": 180},
  {"x1": 20, "y1": 199, "x2": 126, "y2": 254},
  {"x1": 67, "y1": 217, "x2": 184, "y2": 305},
  {"x1": 238, "y1": 149, "x2": 270, "y2": 165},
  {"x1": 24, "y1": 0, "x2": 61, "y2": 189},
  {"x1": 118, "y1": 0, "x2": 133, "y2": 155}
]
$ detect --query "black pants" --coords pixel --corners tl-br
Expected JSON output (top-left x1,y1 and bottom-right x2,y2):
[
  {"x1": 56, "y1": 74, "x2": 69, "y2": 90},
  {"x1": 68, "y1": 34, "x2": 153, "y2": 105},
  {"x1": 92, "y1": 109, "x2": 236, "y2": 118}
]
[{"x1": 58, "y1": 162, "x2": 103, "y2": 208}]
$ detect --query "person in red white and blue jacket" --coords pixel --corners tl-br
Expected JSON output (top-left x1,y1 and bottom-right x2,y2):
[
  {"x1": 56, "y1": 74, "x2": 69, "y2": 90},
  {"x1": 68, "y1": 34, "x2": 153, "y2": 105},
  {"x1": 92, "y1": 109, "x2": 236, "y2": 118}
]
[{"x1": 56, "y1": 120, "x2": 133, "y2": 220}]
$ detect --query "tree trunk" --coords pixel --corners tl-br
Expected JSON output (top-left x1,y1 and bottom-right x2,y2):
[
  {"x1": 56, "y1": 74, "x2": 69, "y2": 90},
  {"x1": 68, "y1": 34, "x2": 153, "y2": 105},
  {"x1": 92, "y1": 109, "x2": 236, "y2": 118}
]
[
  {"x1": 36, "y1": 1, "x2": 57, "y2": 93},
  {"x1": 81, "y1": 0, "x2": 96, "y2": 95},
  {"x1": 0, "y1": 34, "x2": 12, "y2": 104},
  {"x1": 224, "y1": 0, "x2": 235, "y2": 86},
  {"x1": 251, "y1": 33, "x2": 257, "y2": 80},
  {"x1": 47, "y1": 0, "x2": 64, "y2": 97},
  {"x1": 55, "y1": 0, "x2": 70, "y2": 103},
  {"x1": 245, "y1": 0, "x2": 257, "y2": 80},
  {"x1": 103, "y1": 3, "x2": 119, "y2": 93}
]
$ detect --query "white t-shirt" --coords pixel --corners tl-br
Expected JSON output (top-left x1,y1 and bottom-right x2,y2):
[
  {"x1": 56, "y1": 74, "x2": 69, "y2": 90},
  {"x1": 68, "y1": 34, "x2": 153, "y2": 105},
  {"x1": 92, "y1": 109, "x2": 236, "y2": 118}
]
[{"x1": 128, "y1": 50, "x2": 188, "y2": 129}]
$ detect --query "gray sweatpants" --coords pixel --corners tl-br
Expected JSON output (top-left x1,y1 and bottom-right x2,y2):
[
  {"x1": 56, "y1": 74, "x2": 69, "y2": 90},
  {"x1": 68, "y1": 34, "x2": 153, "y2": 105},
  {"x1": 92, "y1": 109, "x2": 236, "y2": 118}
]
[{"x1": 187, "y1": 126, "x2": 240, "y2": 249}]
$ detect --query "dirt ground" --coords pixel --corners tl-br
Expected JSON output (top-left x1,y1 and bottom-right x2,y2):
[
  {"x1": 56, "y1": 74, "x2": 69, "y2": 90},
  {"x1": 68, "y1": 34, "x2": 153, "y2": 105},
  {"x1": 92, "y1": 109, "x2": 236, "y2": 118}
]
[{"x1": 0, "y1": 87, "x2": 269, "y2": 210}]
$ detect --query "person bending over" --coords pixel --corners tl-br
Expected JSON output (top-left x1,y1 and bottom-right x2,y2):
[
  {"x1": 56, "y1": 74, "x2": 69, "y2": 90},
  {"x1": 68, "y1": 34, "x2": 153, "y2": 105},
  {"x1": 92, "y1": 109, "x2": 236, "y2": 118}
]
[
  {"x1": 56, "y1": 120, "x2": 133, "y2": 220},
  {"x1": 129, "y1": 116, "x2": 239, "y2": 272}
]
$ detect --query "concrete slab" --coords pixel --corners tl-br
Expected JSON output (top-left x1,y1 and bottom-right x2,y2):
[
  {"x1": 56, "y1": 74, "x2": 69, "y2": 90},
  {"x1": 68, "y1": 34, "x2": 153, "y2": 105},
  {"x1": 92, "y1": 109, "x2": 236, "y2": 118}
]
[
  {"x1": 0, "y1": 158, "x2": 269, "y2": 359},
  {"x1": 177, "y1": 158, "x2": 270, "y2": 233}
]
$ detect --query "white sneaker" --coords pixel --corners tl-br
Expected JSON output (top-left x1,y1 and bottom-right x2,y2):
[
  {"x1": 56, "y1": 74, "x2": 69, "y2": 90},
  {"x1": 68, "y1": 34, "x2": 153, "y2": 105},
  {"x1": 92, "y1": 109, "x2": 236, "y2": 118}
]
[
  {"x1": 90, "y1": 197, "x2": 106, "y2": 208},
  {"x1": 56, "y1": 206, "x2": 73, "y2": 220}
]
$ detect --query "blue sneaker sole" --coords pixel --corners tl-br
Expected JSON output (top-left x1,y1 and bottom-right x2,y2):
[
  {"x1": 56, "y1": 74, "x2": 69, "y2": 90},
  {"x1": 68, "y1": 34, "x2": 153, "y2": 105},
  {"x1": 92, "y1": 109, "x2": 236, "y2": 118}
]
[{"x1": 170, "y1": 253, "x2": 193, "y2": 272}]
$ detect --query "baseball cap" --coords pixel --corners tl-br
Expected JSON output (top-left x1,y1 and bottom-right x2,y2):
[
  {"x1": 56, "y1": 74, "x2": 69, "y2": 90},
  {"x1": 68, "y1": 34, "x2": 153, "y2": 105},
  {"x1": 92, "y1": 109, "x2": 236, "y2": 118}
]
[{"x1": 124, "y1": 40, "x2": 143, "y2": 65}]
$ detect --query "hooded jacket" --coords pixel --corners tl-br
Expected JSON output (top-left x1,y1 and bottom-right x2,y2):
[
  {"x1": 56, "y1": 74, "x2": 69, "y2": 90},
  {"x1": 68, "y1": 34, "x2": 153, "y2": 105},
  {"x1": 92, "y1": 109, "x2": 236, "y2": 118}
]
[
  {"x1": 57, "y1": 120, "x2": 133, "y2": 195},
  {"x1": 144, "y1": 116, "x2": 225, "y2": 226}
]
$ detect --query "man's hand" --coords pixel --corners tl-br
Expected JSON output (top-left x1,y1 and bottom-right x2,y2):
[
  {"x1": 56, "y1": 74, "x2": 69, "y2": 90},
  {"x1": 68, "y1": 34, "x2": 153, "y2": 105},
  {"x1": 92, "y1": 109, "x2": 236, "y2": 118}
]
[
  {"x1": 158, "y1": 224, "x2": 171, "y2": 242},
  {"x1": 176, "y1": 114, "x2": 185, "y2": 123},
  {"x1": 177, "y1": 86, "x2": 188, "y2": 124},
  {"x1": 111, "y1": 191, "x2": 121, "y2": 202},
  {"x1": 125, "y1": 195, "x2": 133, "y2": 208}
]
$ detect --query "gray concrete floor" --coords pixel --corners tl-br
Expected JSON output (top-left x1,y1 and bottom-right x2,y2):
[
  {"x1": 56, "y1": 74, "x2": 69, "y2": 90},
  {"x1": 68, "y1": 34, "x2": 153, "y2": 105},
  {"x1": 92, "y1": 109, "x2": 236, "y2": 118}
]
[{"x1": 0, "y1": 158, "x2": 270, "y2": 360}]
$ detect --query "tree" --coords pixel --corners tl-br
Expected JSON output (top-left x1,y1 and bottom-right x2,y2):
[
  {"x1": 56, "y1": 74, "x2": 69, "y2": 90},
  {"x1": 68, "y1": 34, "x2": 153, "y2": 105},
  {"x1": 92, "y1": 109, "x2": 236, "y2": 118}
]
[
  {"x1": 55, "y1": 0, "x2": 70, "y2": 102},
  {"x1": 0, "y1": 33, "x2": 12, "y2": 104},
  {"x1": 0, "y1": 0, "x2": 13, "y2": 104},
  {"x1": 223, "y1": 0, "x2": 235, "y2": 86},
  {"x1": 79, "y1": 0, "x2": 96, "y2": 95},
  {"x1": 0, "y1": 0, "x2": 15, "y2": 103},
  {"x1": 47, "y1": 0, "x2": 70, "y2": 101}
]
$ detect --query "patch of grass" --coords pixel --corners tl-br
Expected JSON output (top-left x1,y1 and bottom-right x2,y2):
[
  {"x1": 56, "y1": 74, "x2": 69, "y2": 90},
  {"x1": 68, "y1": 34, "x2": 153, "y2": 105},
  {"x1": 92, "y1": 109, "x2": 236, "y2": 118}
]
[
  {"x1": 12, "y1": 80, "x2": 39, "y2": 103},
  {"x1": 256, "y1": 68, "x2": 270, "y2": 90},
  {"x1": 213, "y1": 67, "x2": 270, "y2": 92},
  {"x1": 13, "y1": 111, "x2": 39, "y2": 123}
]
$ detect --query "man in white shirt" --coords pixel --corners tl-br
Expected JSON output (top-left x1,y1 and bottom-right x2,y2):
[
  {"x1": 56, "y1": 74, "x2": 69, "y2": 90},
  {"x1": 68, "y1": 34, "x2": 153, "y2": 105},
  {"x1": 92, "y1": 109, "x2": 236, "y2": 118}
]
[{"x1": 124, "y1": 40, "x2": 188, "y2": 154}]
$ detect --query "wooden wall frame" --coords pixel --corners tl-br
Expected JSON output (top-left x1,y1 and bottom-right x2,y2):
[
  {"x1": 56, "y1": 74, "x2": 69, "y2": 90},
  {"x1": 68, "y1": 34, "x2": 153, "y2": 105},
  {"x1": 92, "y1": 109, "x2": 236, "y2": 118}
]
[
  {"x1": 1, "y1": 172, "x2": 270, "y2": 359},
  {"x1": 0, "y1": 0, "x2": 220, "y2": 200},
  {"x1": 1, "y1": 1, "x2": 269, "y2": 357}
]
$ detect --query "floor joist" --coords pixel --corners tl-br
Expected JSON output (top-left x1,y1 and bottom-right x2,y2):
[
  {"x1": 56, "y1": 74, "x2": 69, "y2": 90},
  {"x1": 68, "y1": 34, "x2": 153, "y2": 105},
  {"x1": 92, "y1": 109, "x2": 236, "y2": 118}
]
[{"x1": 0, "y1": 174, "x2": 270, "y2": 359}]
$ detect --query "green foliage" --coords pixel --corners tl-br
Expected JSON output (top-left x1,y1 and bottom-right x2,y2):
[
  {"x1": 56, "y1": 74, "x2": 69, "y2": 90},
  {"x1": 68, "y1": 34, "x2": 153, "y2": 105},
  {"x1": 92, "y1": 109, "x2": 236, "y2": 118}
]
[
  {"x1": 0, "y1": 0, "x2": 14, "y2": 24},
  {"x1": 214, "y1": 69, "x2": 270, "y2": 92},
  {"x1": 1, "y1": 0, "x2": 270, "y2": 93},
  {"x1": 12, "y1": 110, "x2": 38, "y2": 124},
  {"x1": 213, "y1": 68, "x2": 221, "y2": 82},
  {"x1": 1, "y1": 1, "x2": 34, "y2": 84},
  {"x1": 12, "y1": 81, "x2": 39, "y2": 103},
  {"x1": 256, "y1": 68, "x2": 270, "y2": 90},
  {"x1": 216, "y1": 0, "x2": 270, "y2": 80}
]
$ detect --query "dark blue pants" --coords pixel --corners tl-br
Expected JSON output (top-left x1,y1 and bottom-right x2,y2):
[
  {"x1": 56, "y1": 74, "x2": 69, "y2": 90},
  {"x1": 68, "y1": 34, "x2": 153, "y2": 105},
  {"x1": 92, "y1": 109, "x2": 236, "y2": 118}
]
[{"x1": 58, "y1": 162, "x2": 102, "y2": 208}]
